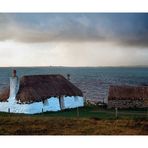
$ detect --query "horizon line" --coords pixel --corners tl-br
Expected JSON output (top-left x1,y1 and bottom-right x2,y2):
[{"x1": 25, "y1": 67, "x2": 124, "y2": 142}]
[{"x1": 0, "y1": 65, "x2": 148, "y2": 68}]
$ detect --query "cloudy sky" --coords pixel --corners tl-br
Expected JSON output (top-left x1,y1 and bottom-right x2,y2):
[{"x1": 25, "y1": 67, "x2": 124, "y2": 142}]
[{"x1": 0, "y1": 13, "x2": 148, "y2": 67}]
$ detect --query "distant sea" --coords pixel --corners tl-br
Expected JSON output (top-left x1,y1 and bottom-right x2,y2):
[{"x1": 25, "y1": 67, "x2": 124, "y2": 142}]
[{"x1": 0, "y1": 67, "x2": 148, "y2": 103}]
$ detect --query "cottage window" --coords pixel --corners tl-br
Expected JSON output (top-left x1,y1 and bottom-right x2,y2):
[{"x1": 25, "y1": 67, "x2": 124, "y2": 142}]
[{"x1": 43, "y1": 99, "x2": 49, "y2": 106}]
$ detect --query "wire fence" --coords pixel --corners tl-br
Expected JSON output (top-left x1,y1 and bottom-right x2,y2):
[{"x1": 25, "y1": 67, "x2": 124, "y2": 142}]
[{"x1": 93, "y1": 108, "x2": 148, "y2": 119}]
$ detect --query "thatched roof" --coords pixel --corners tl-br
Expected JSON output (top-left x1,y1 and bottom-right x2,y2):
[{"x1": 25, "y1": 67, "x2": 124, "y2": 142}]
[
  {"x1": 108, "y1": 85, "x2": 148, "y2": 100},
  {"x1": 0, "y1": 74, "x2": 83, "y2": 103},
  {"x1": 0, "y1": 87, "x2": 9, "y2": 102}
]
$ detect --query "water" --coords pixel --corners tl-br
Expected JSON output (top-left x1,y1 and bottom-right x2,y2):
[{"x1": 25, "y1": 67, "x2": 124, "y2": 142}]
[{"x1": 0, "y1": 67, "x2": 148, "y2": 103}]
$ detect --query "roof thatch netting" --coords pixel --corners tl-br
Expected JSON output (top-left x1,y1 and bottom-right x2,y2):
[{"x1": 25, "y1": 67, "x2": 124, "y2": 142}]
[
  {"x1": 0, "y1": 75, "x2": 83, "y2": 103},
  {"x1": 108, "y1": 85, "x2": 148, "y2": 100}
]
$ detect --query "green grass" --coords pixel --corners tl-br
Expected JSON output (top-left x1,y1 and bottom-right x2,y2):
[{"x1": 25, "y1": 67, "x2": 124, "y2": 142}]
[
  {"x1": 0, "y1": 106, "x2": 147, "y2": 119},
  {"x1": 34, "y1": 106, "x2": 148, "y2": 120}
]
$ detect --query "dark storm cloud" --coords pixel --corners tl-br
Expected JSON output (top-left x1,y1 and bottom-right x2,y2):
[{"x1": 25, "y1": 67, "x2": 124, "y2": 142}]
[{"x1": 0, "y1": 13, "x2": 148, "y2": 47}]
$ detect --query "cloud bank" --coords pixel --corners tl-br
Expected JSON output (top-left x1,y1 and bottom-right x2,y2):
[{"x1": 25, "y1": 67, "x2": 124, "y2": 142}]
[
  {"x1": 0, "y1": 13, "x2": 148, "y2": 67},
  {"x1": 0, "y1": 13, "x2": 148, "y2": 47}
]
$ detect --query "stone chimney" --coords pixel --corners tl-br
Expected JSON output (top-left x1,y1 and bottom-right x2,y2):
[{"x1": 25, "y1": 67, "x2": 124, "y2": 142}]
[{"x1": 9, "y1": 69, "x2": 19, "y2": 99}]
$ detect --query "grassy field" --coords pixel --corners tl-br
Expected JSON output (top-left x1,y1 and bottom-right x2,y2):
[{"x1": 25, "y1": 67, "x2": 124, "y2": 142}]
[
  {"x1": 0, "y1": 106, "x2": 147, "y2": 135},
  {"x1": 37, "y1": 106, "x2": 148, "y2": 119}
]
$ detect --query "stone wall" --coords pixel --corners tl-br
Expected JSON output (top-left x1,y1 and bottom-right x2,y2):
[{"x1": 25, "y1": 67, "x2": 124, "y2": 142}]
[{"x1": 108, "y1": 98, "x2": 148, "y2": 109}]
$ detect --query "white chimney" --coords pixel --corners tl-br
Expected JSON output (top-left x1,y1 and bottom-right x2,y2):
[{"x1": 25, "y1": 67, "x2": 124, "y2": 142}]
[{"x1": 9, "y1": 69, "x2": 19, "y2": 99}]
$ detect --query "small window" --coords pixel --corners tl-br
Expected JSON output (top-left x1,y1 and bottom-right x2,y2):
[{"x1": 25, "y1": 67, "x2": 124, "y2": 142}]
[{"x1": 43, "y1": 99, "x2": 49, "y2": 106}]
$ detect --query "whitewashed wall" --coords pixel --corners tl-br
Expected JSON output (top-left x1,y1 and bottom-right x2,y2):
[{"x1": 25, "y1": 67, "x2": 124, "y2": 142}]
[
  {"x1": 0, "y1": 97, "x2": 60, "y2": 114},
  {"x1": 0, "y1": 96, "x2": 84, "y2": 114},
  {"x1": 64, "y1": 96, "x2": 84, "y2": 109}
]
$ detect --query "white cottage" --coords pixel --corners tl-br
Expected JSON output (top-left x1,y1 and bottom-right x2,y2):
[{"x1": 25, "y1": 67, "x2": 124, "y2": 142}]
[{"x1": 0, "y1": 70, "x2": 84, "y2": 114}]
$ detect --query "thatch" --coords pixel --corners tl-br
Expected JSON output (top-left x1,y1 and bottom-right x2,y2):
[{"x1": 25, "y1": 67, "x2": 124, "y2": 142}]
[
  {"x1": 0, "y1": 87, "x2": 9, "y2": 102},
  {"x1": 108, "y1": 85, "x2": 148, "y2": 100},
  {"x1": 16, "y1": 75, "x2": 82, "y2": 102},
  {"x1": 0, "y1": 75, "x2": 83, "y2": 103},
  {"x1": 17, "y1": 75, "x2": 83, "y2": 103}
]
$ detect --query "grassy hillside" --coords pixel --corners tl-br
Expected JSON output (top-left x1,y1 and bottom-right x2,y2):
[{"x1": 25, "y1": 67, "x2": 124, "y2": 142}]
[{"x1": 0, "y1": 106, "x2": 147, "y2": 135}]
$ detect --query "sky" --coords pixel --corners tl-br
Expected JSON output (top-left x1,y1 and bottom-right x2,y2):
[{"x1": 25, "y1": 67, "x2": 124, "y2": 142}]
[{"x1": 0, "y1": 13, "x2": 148, "y2": 67}]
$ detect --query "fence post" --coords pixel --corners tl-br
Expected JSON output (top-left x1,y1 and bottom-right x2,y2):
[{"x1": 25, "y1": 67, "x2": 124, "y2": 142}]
[
  {"x1": 8, "y1": 108, "x2": 10, "y2": 113},
  {"x1": 42, "y1": 108, "x2": 43, "y2": 113},
  {"x1": 115, "y1": 107, "x2": 118, "y2": 119},
  {"x1": 77, "y1": 107, "x2": 79, "y2": 117},
  {"x1": 146, "y1": 108, "x2": 148, "y2": 119}
]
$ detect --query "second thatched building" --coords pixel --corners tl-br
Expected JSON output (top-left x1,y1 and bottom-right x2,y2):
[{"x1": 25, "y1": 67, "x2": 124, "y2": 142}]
[{"x1": 108, "y1": 85, "x2": 148, "y2": 109}]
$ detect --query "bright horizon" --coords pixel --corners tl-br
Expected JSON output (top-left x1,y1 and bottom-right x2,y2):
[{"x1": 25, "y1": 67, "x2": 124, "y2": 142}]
[
  {"x1": 1, "y1": 65, "x2": 148, "y2": 68},
  {"x1": 0, "y1": 13, "x2": 148, "y2": 67}
]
